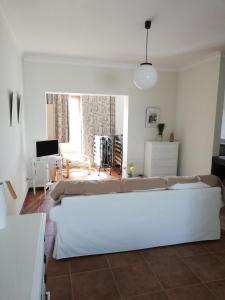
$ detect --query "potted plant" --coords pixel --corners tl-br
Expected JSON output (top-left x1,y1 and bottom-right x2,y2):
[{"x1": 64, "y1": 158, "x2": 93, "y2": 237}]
[
  {"x1": 157, "y1": 123, "x2": 165, "y2": 141},
  {"x1": 127, "y1": 163, "x2": 136, "y2": 177}
]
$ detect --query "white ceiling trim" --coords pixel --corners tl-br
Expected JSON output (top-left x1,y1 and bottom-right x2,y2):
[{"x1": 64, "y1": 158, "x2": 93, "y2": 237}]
[
  {"x1": 23, "y1": 54, "x2": 136, "y2": 69},
  {"x1": 23, "y1": 54, "x2": 178, "y2": 72},
  {"x1": 24, "y1": 52, "x2": 221, "y2": 72},
  {"x1": 178, "y1": 52, "x2": 221, "y2": 72},
  {"x1": 0, "y1": 4, "x2": 19, "y2": 49}
]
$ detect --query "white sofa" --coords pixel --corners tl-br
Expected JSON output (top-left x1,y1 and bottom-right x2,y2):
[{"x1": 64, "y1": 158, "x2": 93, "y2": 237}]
[{"x1": 50, "y1": 185, "x2": 223, "y2": 259}]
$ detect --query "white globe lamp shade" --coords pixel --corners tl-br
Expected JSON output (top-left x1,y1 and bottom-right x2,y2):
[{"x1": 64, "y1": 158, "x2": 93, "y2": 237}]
[{"x1": 133, "y1": 63, "x2": 158, "y2": 89}]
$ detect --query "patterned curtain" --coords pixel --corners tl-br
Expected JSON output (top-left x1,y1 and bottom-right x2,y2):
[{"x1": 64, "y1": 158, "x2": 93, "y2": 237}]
[
  {"x1": 46, "y1": 93, "x2": 70, "y2": 143},
  {"x1": 81, "y1": 95, "x2": 115, "y2": 161}
]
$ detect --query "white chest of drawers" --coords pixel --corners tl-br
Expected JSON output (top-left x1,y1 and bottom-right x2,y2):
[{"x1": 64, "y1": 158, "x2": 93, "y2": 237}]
[
  {"x1": 0, "y1": 213, "x2": 46, "y2": 300},
  {"x1": 144, "y1": 141, "x2": 179, "y2": 177}
]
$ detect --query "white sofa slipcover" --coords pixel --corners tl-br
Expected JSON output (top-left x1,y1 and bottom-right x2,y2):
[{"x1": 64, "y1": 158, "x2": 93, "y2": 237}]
[{"x1": 50, "y1": 187, "x2": 223, "y2": 259}]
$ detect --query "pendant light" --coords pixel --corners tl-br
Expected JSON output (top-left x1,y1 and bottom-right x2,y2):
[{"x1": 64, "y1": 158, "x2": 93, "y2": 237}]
[{"x1": 134, "y1": 20, "x2": 158, "y2": 89}]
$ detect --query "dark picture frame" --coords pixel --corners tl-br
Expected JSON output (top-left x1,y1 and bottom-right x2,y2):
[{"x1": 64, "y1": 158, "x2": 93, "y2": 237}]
[
  {"x1": 145, "y1": 107, "x2": 160, "y2": 128},
  {"x1": 17, "y1": 93, "x2": 21, "y2": 123},
  {"x1": 9, "y1": 91, "x2": 13, "y2": 127}
]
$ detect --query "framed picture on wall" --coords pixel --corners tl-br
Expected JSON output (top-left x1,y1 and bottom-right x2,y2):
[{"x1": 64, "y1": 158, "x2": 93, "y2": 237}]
[
  {"x1": 17, "y1": 93, "x2": 21, "y2": 123},
  {"x1": 145, "y1": 107, "x2": 160, "y2": 128},
  {"x1": 9, "y1": 91, "x2": 13, "y2": 127}
]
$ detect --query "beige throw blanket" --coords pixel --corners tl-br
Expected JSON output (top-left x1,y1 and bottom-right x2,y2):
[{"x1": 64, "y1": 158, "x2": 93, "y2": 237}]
[{"x1": 51, "y1": 175, "x2": 224, "y2": 204}]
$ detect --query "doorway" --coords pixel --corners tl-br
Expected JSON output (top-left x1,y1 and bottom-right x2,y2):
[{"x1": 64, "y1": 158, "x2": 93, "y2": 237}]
[{"x1": 46, "y1": 92, "x2": 128, "y2": 180}]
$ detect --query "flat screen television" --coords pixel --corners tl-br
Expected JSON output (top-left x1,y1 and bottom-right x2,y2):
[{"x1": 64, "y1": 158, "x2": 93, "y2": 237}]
[{"x1": 36, "y1": 139, "x2": 59, "y2": 157}]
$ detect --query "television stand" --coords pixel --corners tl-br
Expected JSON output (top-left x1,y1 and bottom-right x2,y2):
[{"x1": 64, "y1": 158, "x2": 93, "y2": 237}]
[{"x1": 32, "y1": 155, "x2": 63, "y2": 195}]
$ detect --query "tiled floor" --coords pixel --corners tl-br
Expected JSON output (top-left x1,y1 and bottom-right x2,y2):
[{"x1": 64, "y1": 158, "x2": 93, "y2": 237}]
[{"x1": 21, "y1": 185, "x2": 225, "y2": 300}]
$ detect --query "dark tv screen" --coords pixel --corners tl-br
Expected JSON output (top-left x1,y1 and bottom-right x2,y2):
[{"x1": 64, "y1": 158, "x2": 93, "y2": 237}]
[{"x1": 36, "y1": 140, "x2": 59, "y2": 157}]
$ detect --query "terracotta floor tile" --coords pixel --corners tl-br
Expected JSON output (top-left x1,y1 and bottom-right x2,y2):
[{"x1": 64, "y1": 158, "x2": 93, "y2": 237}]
[
  {"x1": 207, "y1": 279, "x2": 225, "y2": 299},
  {"x1": 21, "y1": 190, "x2": 44, "y2": 214},
  {"x1": 125, "y1": 291, "x2": 169, "y2": 300},
  {"x1": 149, "y1": 256, "x2": 199, "y2": 289},
  {"x1": 47, "y1": 256, "x2": 70, "y2": 277},
  {"x1": 213, "y1": 251, "x2": 225, "y2": 263},
  {"x1": 166, "y1": 284, "x2": 216, "y2": 300},
  {"x1": 203, "y1": 239, "x2": 225, "y2": 253},
  {"x1": 220, "y1": 230, "x2": 225, "y2": 238},
  {"x1": 183, "y1": 254, "x2": 225, "y2": 282},
  {"x1": 140, "y1": 246, "x2": 178, "y2": 262},
  {"x1": 112, "y1": 261, "x2": 161, "y2": 297},
  {"x1": 70, "y1": 254, "x2": 108, "y2": 273},
  {"x1": 71, "y1": 269, "x2": 120, "y2": 300},
  {"x1": 220, "y1": 218, "x2": 225, "y2": 231},
  {"x1": 175, "y1": 243, "x2": 208, "y2": 257},
  {"x1": 21, "y1": 201, "x2": 41, "y2": 213},
  {"x1": 46, "y1": 275, "x2": 72, "y2": 300},
  {"x1": 107, "y1": 251, "x2": 143, "y2": 268}
]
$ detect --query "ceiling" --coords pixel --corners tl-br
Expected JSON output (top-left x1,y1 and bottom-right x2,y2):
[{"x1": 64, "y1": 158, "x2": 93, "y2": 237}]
[{"x1": 1, "y1": 0, "x2": 225, "y2": 68}]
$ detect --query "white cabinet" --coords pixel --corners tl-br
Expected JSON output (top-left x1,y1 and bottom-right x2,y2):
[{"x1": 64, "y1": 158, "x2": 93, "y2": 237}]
[
  {"x1": 0, "y1": 213, "x2": 46, "y2": 300},
  {"x1": 144, "y1": 141, "x2": 179, "y2": 177},
  {"x1": 32, "y1": 155, "x2": 63, "y2": 194}
]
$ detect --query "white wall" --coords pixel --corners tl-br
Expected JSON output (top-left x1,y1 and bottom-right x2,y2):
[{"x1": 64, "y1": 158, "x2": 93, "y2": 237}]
[
  {"x1": 115, "y1": 95, "x2": 124, "y2": 135},
  {"x1": 220, "y1": 96, "x2": 225, "y2": 140},
  {"x1": 175, "y1": 55, "x2": 221, "y2": 176},
  {"x1": 23, "y1": 56, "x2": 177, "y2": 176},
  {"x1": 0, "y1": 11, "x2": 27, "y2": 213}
]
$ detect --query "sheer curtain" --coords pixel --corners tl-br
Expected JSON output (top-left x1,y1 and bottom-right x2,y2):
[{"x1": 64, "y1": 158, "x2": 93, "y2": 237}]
[
  {"x1": 68, "y1": 96, "x2": 81, "y2": 153},
  {"x1": 46, "y1": 93, "x2": 70, "y2": 143},
  {"x1": 81, "y1": 95, "x2": 115, "y2": 161}
]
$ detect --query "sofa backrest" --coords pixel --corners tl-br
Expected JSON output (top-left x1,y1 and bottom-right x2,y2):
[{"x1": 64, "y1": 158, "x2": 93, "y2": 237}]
[{"x1": 50, "y1": 174, "x2": 222, "y2": 203}]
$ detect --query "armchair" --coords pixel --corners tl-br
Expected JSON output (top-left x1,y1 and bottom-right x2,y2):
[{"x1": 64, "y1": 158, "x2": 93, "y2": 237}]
[{"x1": 59, "y1": 143, "x2": 91, "y2": 178}]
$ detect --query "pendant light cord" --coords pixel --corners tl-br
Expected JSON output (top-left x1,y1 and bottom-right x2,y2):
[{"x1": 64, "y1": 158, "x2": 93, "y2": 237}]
[{"x1": 145, "y1": 27, "x2": 148, "y2": 63}]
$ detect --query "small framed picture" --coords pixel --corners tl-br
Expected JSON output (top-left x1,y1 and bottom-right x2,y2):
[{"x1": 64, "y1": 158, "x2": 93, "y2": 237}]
[
  {"x1": 145, "y1": 107, "x2": 160, "y2": 128},
  {"x1": 9, "y1": 91, "x2": 13, "y2": 127},
  {"x1": 17, "y1": 93, "x2": 21, "y2": 123}
]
